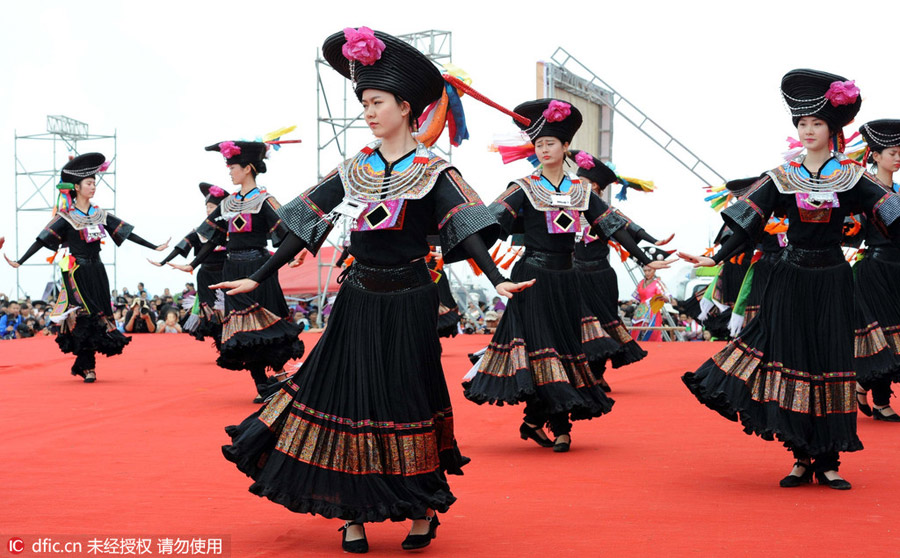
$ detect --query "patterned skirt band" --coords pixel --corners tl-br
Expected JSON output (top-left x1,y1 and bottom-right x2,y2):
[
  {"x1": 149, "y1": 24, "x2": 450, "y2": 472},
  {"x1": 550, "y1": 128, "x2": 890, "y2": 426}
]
[
  {"x1": 339, "y1": 259, "x2": 433, "y2": 293},
  {"x1": 866, "y1": 246, "x2": 900, "y2": 262},
  {"x1": 522, "y1": 250, "x2": 573, "y2": 270},
  {"x1": 227, "y1": 248, "x2": 269, "y2": 261},
  {"x1": 574, "y1": 258, "x2": 612, "y2": 272},
  {"x1": 780, "y1": 244, "x2": 844, "y2": 268}
]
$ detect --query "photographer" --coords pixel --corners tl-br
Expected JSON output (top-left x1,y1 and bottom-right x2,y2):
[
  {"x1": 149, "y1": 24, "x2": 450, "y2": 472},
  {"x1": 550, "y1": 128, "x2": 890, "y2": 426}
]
[{"x1": 124, "y1": 298, "x2": 157, "y2": 333}]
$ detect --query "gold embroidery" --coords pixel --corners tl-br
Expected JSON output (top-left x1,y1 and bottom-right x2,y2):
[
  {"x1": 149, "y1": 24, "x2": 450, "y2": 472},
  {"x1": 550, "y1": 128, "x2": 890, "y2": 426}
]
[
  {"x1": 854, "y1": 322, "x2": 888, "y2": 358},
  {"x1": 221, "y1": 303, "x2": 285, "y2": 344}
]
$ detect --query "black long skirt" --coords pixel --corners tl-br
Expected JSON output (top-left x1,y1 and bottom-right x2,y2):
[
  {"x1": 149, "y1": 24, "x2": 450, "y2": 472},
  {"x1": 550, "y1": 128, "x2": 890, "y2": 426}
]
[
  {"x1": 217, "y1": 250, "x2": 303, "y2": 371},
  {"x1": 435, "y1": 269, "x2": 461, "y2": 338},
  {"x1": 852, "y1": 252, "x2": 900, "y2": 384},
  {"x1": 186, "y1": 262, "x2": 224, "y2": 349},
  {"x1": 463, "y1": 256, "x2": 614, "y2": 421},
  {"x1": 55, "y1": 258, "x2": 131, "y2": 377},
  {"x1": 222, "y1": 260, "x2": 467, "y2": 522},
  {"x1": 576, "y1": 260, "x2": 647, "y2": 368},
  {"x1": 683, "y1": 246, "x2": 862, "y2": 456},
  {"x1": 740, "y1": 252, "x2": 779, "y2": 329}
]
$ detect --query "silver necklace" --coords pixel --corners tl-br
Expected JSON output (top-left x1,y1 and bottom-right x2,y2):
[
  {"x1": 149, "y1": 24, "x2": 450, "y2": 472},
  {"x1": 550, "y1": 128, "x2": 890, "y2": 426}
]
[
  {"x1": 783, "y1": 154, "x2": 860, "y2": 193},
  {"x1": 343, "y1": 141, "x2": 429, "y2": 200}
]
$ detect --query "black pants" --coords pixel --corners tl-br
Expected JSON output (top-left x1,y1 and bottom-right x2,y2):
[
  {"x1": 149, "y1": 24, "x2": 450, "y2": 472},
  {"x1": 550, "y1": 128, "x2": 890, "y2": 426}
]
[
  {"x1": 864, "y1": 378, "x2": 894, "y2": 407},
  {"x1": 523, "y1": 397, "x2": 571, "y2": 437},
  {"x1": 249, "y1": 365, "x2": 269, "y2": 395},
  {"x1": 72, "y1": 351, "x2": 96, "y2": 377},
  {"x1": 792, "y1": 449, "x2": 839, "y2": 472}
]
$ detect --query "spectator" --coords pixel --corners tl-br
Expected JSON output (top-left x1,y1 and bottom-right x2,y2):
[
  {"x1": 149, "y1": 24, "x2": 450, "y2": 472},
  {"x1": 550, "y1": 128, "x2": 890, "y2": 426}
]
[
  {"x1": 113, "y1": 307, "x2": 126, "y2": 332},
  {"x1": 0, "y1": 301, "x2": 23, "y2": 339},
  {"x1": 489, "y1": 296, "x2": 506, "y2": 313},
  {"x1": 15, "y1": 322, "x2": 34, "y2": 339},
  {"x1": 157, "y1": 308, "x2": 183, "y2": 334},
  {"x1": 124, "y1": 298, "x2": 157, "y2": 333}
]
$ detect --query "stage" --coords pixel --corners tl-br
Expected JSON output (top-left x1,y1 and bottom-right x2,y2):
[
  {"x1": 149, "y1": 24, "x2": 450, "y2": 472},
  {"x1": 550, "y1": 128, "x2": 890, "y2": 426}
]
[{"x1": 1, "y1": 334, "x2": 898, "y2": 557}]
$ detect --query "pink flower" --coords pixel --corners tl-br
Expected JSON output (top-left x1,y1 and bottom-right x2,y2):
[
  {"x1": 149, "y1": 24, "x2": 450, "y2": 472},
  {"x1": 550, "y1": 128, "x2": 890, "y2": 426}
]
[
  {"x1": 342, "y1": 27, "x2": 385, "y2": 66},
  {"x1": 98, "y1": 161, "x2": 110, "y2": 172},
  {"x1": 575, "y1": 151, "x2": 595, "y2": 169},
  {"x1": 542, "y1": 100, "x2": 571, "y2": 123},
  {"x1": 218, "y1": 141, "x2": 241, "y2": 159},
  {"x1": 824, "y1": 80, "x2": 860, "y2": 107},
  {"x1": 208, "y1": 185, "x2": 226, "y2": 197}
]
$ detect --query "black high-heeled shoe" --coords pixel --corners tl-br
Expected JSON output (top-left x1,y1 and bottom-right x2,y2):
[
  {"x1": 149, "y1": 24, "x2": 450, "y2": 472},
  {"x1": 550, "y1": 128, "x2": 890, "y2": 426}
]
[
  {"x1": 857, "y1": 389, "x2": 873, "y2": 417},
  {"x1": 338, "y1": 521, "x2": 368, "y2": 554},
  {"x1": 401, "y1": 515, "x2": 439, "y2": 550},
  {"x1": 779, "y1": 461, "x2": 812, "y2": 487},
  {"x1": 553, "y1": 434, "x2": 571, "y2": 453},
  {"x1": 519, "y1": 422, "x2": 554, "y2": 448},
  {"x1": 815, "y1": 471, "x2": 851, "y2": 490},
  {"x1": 873, "y1": 407, "x2": 900, "y2": 422}
]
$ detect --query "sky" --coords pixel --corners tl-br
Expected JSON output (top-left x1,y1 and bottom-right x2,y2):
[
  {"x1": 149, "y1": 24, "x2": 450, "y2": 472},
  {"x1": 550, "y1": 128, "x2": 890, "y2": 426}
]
[{"x1": 2, "y1": 0, "x2": 898, "y2": 303}]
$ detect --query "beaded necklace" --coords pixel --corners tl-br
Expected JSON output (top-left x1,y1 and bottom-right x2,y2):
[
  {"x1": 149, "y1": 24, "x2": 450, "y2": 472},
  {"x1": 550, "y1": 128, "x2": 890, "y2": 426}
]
[
  {"x1": 772, "y1": 153, "x2": 863, "y2": 194},
  {"x1": 342, "y1": 141, "x2": 431, "y2": 201}
]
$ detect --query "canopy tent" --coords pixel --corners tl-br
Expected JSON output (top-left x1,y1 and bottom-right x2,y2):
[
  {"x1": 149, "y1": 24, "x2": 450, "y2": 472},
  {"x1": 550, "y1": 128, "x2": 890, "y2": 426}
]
[{"x1": 278, "y1": 246, "x2": 343, "y2": 297}]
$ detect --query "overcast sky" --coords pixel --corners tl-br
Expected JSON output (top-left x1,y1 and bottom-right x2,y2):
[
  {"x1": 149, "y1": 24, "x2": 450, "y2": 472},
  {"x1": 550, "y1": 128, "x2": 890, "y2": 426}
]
[{"x1": 2, "y1": 0, "x2": 898, "y2": 302}]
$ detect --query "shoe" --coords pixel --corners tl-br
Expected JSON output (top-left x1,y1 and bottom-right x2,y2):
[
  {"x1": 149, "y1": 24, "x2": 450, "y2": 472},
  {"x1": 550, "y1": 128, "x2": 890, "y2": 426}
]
[
  {"x1": 252, "y1": 394, "x2": 265, "y2": 404},
  {"x1": 401, "y1": 515, "x2": 439, "y2": 550},
  {"x1": 83, "y1": 370, "x2": 96, "y2": 383},
  {"x1": 779, "y1": 461, "x2": 812, "y2": 487},
  {"x1": 857, "y1": 388, "x2": 873, "y2": 417},
  {"x1": 519, "y1": 422, "x2": 554, "y2": 448},
  {"x1": 598, "y1": 377, "x2": 612, "y2": 393},
  {"x1": 467, "y1": 352, "x2": 479, "y2": 365},
  {"x1": 338, "y1": 522, "x2": 368, "y2": 554},
  {"x1": 873, "y1": 407, "x2": 900, "y2": 422},
  {"x1": 815, "y1": 471, "x2": 851, "y2": 490},
  {"x1": 553, "y1": 434, "x2": 571, "y2": 453}
]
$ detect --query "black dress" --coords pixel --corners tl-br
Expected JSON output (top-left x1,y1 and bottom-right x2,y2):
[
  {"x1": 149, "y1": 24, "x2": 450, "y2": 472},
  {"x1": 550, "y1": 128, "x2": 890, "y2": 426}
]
[
  {"x1": 574, "y1": 212, "x2": 648, "y2": 371},
  {"x1": 731, "y1": 227, "x2": 785, "y2": 335},
  {"x1": 683, "y1": 156, "x2": 900, "y2": 462},
  {"x1": 463, "y1": 172, "x2": 648, "y2": 435},
  {"x1": 192, "y1": 189, "x2": 303, "y2": 374},
  {"x1": 25, "y1": 208, "x2": 149, "y2": 376},
  {"x1": 222, "y1": 148, "x2": 500, "y2": 522}
]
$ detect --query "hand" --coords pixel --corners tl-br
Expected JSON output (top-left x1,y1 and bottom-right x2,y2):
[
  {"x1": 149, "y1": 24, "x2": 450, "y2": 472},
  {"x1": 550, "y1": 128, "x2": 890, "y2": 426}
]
[
  {"x1": 495, "y1": 278, "x2": 536, "y2": 298},
  {"x1": 147, "y1": 258, "x2": 163, "y2": 267},
  {"x1": 646, "y1": 257, "x2": 677, "y2": 270},
  {"x1": 168, "y1": 262, "x2": 193, "y2": 273},
  {"x1": 0, "y1": 237, "x2": 4, "y2": 250},
  {"x1": 211, "y1": 278, "x2": 259, "y2": 296},
  {"x1": 155, "y1": 238, "x2": 171, "y2": 252},
  {"x1": 655, "y1": 233, "x2": 675, "y2": 246},
  {"x1": 4, "y1": 254, "x2": 20, "y2": 268},
  {"x1": 288, "y1": 250, "x2": 307, "y2": 268},
  {"x1": 677, "y1": 251, "x2": 716, "y2": 268}
]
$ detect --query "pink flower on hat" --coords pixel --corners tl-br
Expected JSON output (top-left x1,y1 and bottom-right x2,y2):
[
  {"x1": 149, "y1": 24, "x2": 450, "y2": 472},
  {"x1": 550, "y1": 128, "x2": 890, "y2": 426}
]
[
  {"x1": 342, "y1": 27, "x2": 386, "y2": 66},
  {"x1": 825, "y1": 80, "x2": 860, "y2": 107},
  {"x1": 98, "y1": 161, "x2": 110, "y2": 172},
  {"x1": 208, "y1": 185, "x2": 226, "y2": 197},
  {"x1": 543, "y1": 100, "x2": 572, "y2": 123},
  {"x1": 575, "y1": 151, "x2": 595, "y2": 169},
  {"x1": 218, "y1": 141, "x2": 241, "y2": 159}
]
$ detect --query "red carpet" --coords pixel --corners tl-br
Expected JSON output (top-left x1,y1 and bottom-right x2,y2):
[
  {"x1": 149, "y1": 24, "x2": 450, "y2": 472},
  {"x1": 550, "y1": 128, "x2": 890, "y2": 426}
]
[{"x1": 1, "y1": 334, "x2": 899, "y2": 557}]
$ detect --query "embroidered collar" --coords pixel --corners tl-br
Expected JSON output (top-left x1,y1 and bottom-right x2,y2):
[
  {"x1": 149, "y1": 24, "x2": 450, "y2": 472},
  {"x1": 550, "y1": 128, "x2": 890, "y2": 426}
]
[
  {"x1": 219, "y1": 190, "x2": 271, "y2": 218},
  {"x1": 767, "y1": 152, "x2": 865, "y2": 194},
  {"x1": 338, "y1": 141, "x2": 450, "y2": 201},
  {"x1": 59, "y1": 206, "x2": 107, "y2": 229},
  {"x1": 514, "y1": 171, "x2": 589, "y2": 211},
  {"x1": 234, "y1": 187, "x2": 260, "y2": 201}
]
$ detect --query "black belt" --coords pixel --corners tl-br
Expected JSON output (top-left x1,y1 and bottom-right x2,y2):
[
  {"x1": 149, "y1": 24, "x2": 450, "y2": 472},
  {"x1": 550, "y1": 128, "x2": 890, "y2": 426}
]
[
  {"x1": 867, "y1": 246, "x2": 900, "y2": 262},
  {"x1": 574, "y1": 258, "x2": 611, "y2": 272},
  {"x1": 227, "y1": 249, "x2": 268, "y2": 261},
  {"x1": 521, "y1": 250, "x2": 573, "y2": 270},
  {"x1": 73, "y1": 254, "x2": 103, "y2": 263},
  {"x1": 339, "y1": 260, "x2": 432, "y2": 293},
  {"x1": 780, "y1": 245, "x2": 844, "y2": 268}
]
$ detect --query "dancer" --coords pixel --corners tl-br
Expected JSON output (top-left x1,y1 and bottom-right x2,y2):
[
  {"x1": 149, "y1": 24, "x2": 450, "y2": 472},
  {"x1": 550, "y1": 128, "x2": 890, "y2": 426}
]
[
  {"x1": 630, "y1": 264, "x2": 671, "y2": 342},
  {"x1": 168, "y1": 142, "x2": 304, "y2": 402},
  {"x1": 570, "y1": 150, "x2": 669, "y2": 391},
  {"x1": 3, "y1": 153, "x2": 169, "y2": 382},
  {"x1": 215, "y1": 28, "x2": 533, "y2": 553},
  {"x1": 463, "y1": 99, "x2": 669, "y2": 454},
  {"x1": 852, "y1": 119, "x2": 900, "y2": 422},
  {"x1": 151, "y1": 182, "x2": 228, "y2": 348},
  {"x1": 680, "y1": 69, "x2": 900, "y2": 490}
]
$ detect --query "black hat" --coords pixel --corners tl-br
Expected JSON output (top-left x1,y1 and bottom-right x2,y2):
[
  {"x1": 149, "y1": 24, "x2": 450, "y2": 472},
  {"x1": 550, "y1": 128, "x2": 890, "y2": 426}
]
[
  {"x1": 205, "y1": 141, "x2": 268, "y2": 174},
  {"x1": 513, "y1": 99, "x2": 582, "y2": 143},
  {"x1": 569, "y1": 150, "x2": 618, "y2": 188},
  {"x1": 781, "y1": 69, "x2": 861, "y2": 131},
  {"x1": 199, "y1": 182, "x2": 228, "y2": 206},
  {"x1": 724, "y1": 176, "x2": 761, "y2": 196},
  {"x1": 61, "y1": 152, "x2": 107, "y2": 185},
  {"x1": 322, "y1": 27, "x2": 444, "y2": 119},
  {"x1": 859, "y1": 119, "x2": 900, "y2": 152}
]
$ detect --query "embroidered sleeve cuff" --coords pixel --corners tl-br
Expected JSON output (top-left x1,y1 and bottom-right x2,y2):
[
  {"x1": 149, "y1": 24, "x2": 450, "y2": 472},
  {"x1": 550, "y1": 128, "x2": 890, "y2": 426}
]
[
  {"x1": 722, "y1": 200, "x2": 764, "y2": 237},
  {"x1": 874, "y1": 193, "x2": 900, "y2": 229},
  {"x1": 592, "y1": 207, "x2": 627, "y2": 237},
  {"x1": 196, "y1": 217, "x2": 226, "y2": 244},
  {"x1": 278, "y1": 195, "x2": 334, "y2": 255},
  {"x1": 173, "y1": 237, "x2": 193, "y2": 257},
  {"x1": 36, "y1": 227, "x2": 62, "y2": 250},
  {"x1": 439, "y1": 202, "x2": 501, "y2": 264},
  {"x1": 108, "y1": 221, "x2": 135, "y2": 246}
]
